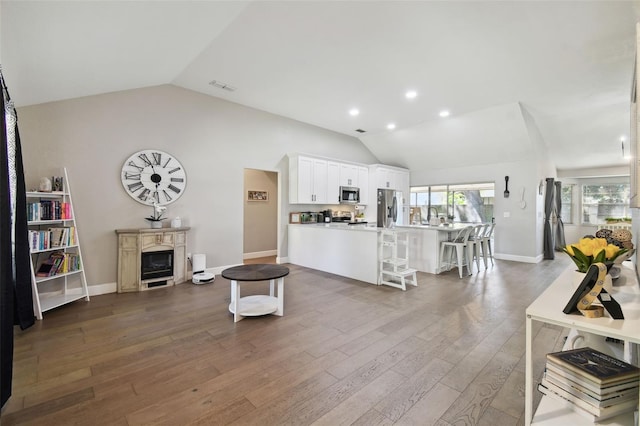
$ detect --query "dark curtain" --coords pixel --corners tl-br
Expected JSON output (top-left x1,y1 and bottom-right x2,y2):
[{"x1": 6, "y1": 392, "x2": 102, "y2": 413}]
[
  {"x1": 554, "y1": 181, "x2": 566, "y2": 250},
  {"x1": 543, "y1": 177, "x2": 555, "y2": 259},
  {"x1": 1, "y1": 68, "x2": 35, "y2": 409}
]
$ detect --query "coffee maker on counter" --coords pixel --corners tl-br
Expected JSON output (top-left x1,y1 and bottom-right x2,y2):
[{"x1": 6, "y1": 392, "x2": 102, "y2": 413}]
[{"x1": 318, "y1": 209, "x2": 332, "y2": 223}]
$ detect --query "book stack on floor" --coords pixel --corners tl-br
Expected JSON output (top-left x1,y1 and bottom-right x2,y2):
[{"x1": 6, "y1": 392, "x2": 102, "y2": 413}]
[{"x1": 538, "y1": 347, "x2": 640, "y2": 422}]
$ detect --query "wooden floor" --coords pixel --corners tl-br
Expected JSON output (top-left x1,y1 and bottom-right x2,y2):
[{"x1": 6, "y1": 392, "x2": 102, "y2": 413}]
[{"x1": 3, "y1": 256, "x2": 573, "y2": 425}]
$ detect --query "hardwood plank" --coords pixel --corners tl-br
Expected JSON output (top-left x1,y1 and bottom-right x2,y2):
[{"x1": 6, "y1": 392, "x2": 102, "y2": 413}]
[
  {"x1": 4, "y1": 258, "x2": 572, "y2": 425},
  {"x1": 394, "y1": 382, "x2": 461, "y2": 426},
  {"x1": 310, "y1": 369, "x2": 406, "y2": 426}
]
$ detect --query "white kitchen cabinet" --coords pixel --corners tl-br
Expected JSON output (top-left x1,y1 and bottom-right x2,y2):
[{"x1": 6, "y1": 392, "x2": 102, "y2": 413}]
[
  {"x1": 373, "y1": 166, "x2": 405, "y2": 191},
  {"x1": 327, "y1": 161, "x2": 340, "y2": 204},
  {"x1": 340, "y1": 163, "x2": 370, "y2": 204},
  {"x1": 358, "y1": 166, "x2": 369, "y2": 205},
  {"x1": 369, "y1": 164, "x2": 409, "y2": 194},
  {"x1": 289, "y1": 155, "x2": 328, "y2": 204},
  {"x1": 340, "y1": 163, "x2": 359, "y2": 187}
]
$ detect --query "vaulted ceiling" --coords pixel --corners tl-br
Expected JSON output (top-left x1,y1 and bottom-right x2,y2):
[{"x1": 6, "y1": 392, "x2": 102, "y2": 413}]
[{"x1": 2, "y1": 1, "x2": 639, "y2": 171}]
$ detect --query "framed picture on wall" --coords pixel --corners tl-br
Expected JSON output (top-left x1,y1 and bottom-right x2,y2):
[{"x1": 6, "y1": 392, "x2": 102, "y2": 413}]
[{"x1": 247, "y1": 190, "x2": 268, "y2": 201}]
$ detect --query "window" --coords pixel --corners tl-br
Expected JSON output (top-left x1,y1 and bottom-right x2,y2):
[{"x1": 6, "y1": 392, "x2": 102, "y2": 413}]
[
  {"x1": 560, "y1": 184, "x2": 573, "y2": 224},
  {"x1": 410, "y1": 183, "x2": 494, "y2": 224},
  {"x1": 582, "y1": 184, "x2": 630, "y2": 225}
]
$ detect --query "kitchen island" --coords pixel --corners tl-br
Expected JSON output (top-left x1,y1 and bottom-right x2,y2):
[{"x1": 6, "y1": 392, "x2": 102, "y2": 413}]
[
  {"x1": 288, "y1": 223, "x2": 475, "y2": 285},
  {"x1": 288, "y1": 223, "x2": 379, "y2": 284},
  {"x1": 398, "y1": 224, "x2": 470, "y2": 274}
]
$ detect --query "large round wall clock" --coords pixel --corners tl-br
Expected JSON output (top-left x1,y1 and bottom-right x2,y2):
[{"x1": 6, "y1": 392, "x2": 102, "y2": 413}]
[{"x1": 120, "y1": 149, "x2": 187, "y2": 206}]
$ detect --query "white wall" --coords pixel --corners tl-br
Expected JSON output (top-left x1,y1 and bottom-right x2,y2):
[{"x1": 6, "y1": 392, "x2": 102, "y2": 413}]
[
  {"x1": 374, "y1": 102, "x2": 556, "y2": 262},
  {"x1": 18, "y1": 84, "x2": 379, "y2": 290},
  {"x1": 411, "y1": 160, "x2": 538, "y2": 261}
]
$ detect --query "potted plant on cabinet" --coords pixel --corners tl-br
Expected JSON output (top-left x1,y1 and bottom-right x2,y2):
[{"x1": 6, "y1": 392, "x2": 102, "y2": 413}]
[{"x1": 145, "y1": 203, "x2": 166, "y2": 229}]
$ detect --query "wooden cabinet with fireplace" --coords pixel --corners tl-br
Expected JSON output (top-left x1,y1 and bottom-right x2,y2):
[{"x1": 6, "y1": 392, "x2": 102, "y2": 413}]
[{"x1": 116, "y1": 227, "x2": 190, "y2": 292}]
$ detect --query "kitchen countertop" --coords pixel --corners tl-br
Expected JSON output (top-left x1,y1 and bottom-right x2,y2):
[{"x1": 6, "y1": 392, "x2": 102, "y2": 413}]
[
  {"x1": 398, "y1": 223, "x2": 470, "y2": 231},
  {"x1": 289, "y1": 223, "x2": 481, "y2": 233},
  {"x1": 289, "y1": 223, "x2": 379, "y2": 231}
]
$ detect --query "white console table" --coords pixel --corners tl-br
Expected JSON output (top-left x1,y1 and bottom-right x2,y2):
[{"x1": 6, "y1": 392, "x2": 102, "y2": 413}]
[{"x1": 525, "y1": 262, "x2": 640, "y2": 425}]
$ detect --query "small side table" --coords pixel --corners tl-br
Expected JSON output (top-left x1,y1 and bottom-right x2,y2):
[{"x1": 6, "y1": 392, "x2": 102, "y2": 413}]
[{"x1": 221, "y1": 264, "x2": 290, "y2": 322}]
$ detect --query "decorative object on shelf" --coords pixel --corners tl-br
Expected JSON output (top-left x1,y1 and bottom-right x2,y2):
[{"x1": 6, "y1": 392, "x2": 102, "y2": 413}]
[
  {"x1": 145, "y1": 202, "x2": 166, "y2": 229},
  {"x1": 38, "y1": 177, "x2": 52, "y2": 192},
  {"x1": 562, "y1": 237, "x2": 628, "y2": 273},
  {"x1": 121, "y1": 149, "x2": 187, "y2": 206},
  {"x1": 170, "y1": 216, "x2": 182, "y2": 228},
  {"x1": 247, "y1": 190, "x2": 268, "y2": 201},
  {"x1": 563, "y1": 263, "x2": 624, "y2": 319},
  {"x1": 51, "y1": 176, "x2": 63, "y2": 191}
]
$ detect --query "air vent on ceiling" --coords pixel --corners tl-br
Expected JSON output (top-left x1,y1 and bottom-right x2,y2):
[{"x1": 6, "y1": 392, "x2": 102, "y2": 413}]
[
  {"x1": 209, "y1": 80, "x2": 236, "y2": 92},
  {"x1": 355, "y1": 129, "x2": 366, "y2": 133}
]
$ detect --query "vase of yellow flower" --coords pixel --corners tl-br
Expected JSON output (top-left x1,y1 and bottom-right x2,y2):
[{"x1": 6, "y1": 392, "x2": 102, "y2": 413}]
[{"x1": 563, "y1": 237, "x2": 628, "y2": 286}]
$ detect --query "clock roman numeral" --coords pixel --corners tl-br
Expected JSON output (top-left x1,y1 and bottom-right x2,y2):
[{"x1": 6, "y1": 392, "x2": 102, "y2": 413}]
[
  {"x1": 168, "y1": 184, "x2": 181, "y2": 194},
  {"x1": 162, "y1": 157, "x2": 172, "y2": 168},
  {"x1": 153, "y1": 191, "x2": 159, "y2": 203},
  {"x1": 124, "y1": 172, "x2": 140, "y2": 180},
  {"x1": 162, "y1": 190, "x2": 173, "y2": 202},
  {"x1": 152, "y1": 152, "x2": 162, "y2": 166},
  {"x1": 128, "y1": 161, "x2": 144, "y2": 172},
  {"x1": 138, "y1": 188, "x2": 150, "y2": 201},
  {"x1": 170, "y1": 177, "x2": 184, "y2": 183},
  {"x1": 168, "y1": 167, "x2": 181, "y2": 174},
  {"x1": 138, "y1": 153, "x2": 152, "y2": 166},
  {"x1": 127, "y1": 182, "x2": 144, "y2": 192}
]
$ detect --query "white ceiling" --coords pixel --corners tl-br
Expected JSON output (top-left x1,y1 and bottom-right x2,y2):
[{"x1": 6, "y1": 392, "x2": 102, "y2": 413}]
[{"x1": 2, "y1": 1, "x2": 639, "y2": 171}]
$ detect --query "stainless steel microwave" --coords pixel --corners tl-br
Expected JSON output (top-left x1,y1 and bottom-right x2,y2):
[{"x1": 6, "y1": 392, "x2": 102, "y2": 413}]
[{"x1": 339, "y1": 186, "x2": 360, "y2": 204}]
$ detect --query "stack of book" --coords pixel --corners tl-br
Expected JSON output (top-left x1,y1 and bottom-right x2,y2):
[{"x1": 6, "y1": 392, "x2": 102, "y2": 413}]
[
  {"x1": 538, "y1": 347, "x2": 639, "y2": 422},
  {"x1": 35, "y1": 251, "x2": 81, "y2": 277}
]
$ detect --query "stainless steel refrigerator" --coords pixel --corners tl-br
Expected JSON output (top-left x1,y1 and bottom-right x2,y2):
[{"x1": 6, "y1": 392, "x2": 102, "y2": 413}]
[{"x1": 377, "y1": 188, "x2": 399, "y2": 228}]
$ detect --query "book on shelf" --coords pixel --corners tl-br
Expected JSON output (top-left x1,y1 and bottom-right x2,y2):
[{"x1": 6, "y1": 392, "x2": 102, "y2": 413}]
[
  {"x1": 538, "y1": 382, "x2": 638, "y2": 421},
  {"x1": 27, "y1": 200, "x2": 71, "y2": 221},
  {"x1": 545, "y1": 362, "x2": 639, "y2": 396},
  {"x1": 546, "y1": 347, "x2": 640, "y2": 386},
  {"x1": 35, "y1": 263, "x2": 54, "y2": 277},
  {"x1": 541, "y1": 375, "x2": 638, "y2": 409},
  {"x1": 35, "y1": 251, "x2": 81, "y2": 277}
]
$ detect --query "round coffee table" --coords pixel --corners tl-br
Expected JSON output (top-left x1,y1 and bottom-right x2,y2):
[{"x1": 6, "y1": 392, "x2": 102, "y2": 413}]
[{"x1": 221, "y1": 264, "x2": 290, "y2": 322}]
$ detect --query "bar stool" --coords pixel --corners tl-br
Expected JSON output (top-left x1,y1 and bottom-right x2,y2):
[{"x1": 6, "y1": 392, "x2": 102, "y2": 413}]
[
  {"x1": 439, "y1": 226, "x2": 474, "y2": 278},
  {"x1": 468, "y1": 224, "x2": 487, "y2": 272},
  {"x1": 480, "y1": 223, "x2": 495, "y2": 267}
]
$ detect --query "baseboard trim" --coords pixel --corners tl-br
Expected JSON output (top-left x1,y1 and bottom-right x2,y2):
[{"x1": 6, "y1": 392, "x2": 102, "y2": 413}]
[
  {"x1": 88, "y1": 282, "x2": 117, "y2": 296},
  {"x1": 243, "y1": 250, "x2": 277, "y2": 260},
  {"x1": 494, "y1": 253, "x2": 540, "y2": 263}
]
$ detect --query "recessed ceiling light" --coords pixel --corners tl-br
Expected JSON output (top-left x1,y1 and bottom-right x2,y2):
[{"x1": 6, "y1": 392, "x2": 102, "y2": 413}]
[
  {"x1": 386, "y1": 123, "x2": 396, "y2": 130},
  {"x1": 405, "y1": 90, "x2": 417, "y2": 99},
  {"x1": 439, "y1": 110, "x2": 450, "y2": 117},
  {"x1": 349, "y1": 108, "x2": 360, "y2": 117}
]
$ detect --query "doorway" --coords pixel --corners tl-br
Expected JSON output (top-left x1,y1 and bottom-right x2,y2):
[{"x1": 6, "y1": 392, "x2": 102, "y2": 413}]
[{"x1": 243, "y1": 169, "x2": 278, "y2": 264}]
